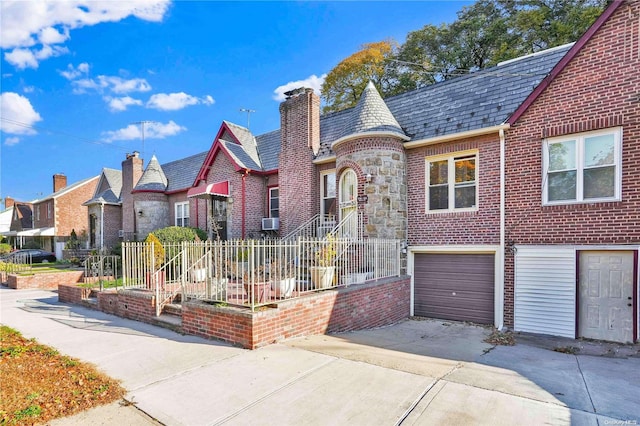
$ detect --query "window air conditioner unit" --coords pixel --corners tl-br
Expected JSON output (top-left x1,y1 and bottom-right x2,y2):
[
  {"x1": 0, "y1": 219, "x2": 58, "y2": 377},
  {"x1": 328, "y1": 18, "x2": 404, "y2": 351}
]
[
  {"x1": 118, "y1": 230, "x2": 125, "y2": 238},
  {"x1": 261, "y1": 217, "x2": 279, "y2": 231}
]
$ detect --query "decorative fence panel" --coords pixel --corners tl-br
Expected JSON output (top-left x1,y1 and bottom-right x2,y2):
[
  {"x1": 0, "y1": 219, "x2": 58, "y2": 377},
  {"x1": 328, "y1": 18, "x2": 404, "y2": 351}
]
[{"x1": 122, "y1": 237, "x2": 401, "y2": 314}]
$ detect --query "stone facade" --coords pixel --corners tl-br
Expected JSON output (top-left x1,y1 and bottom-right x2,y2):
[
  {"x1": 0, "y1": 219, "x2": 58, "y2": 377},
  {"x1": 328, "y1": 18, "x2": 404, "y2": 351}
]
[{"x1": 334, "y1": 137, "x2": 408, "y2": 240}]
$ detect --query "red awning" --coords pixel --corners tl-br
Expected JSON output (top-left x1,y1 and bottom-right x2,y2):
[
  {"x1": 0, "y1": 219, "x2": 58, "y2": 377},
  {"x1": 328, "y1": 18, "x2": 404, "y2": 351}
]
[{"x1": 187, "y1": 181, "x2": 229, "y2": 198}]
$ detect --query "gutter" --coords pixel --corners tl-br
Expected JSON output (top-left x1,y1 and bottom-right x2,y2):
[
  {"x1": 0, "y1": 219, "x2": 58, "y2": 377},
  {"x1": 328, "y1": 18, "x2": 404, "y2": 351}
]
[
  {"x1": 497, "y1": 128, "x2": 506, "y2": 330},
  {"x1": 403, "y1": 124, "x2": 510, "y2": 149}
]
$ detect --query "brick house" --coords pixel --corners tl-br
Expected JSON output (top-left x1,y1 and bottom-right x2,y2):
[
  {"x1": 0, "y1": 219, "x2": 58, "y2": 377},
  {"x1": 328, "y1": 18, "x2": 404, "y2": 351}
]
[
  {"x1": 0, "y1": 197, "x2": 33, "y2": 248},
  {"x1": 85, "y1": 151, "x2": 208, "y2": 247},
  {"x1": 504, "y1": 0, "x2": 639, "y2": 343},
  {"x1": 28, "y1": 174, "x2": 99, "y2": 256}
]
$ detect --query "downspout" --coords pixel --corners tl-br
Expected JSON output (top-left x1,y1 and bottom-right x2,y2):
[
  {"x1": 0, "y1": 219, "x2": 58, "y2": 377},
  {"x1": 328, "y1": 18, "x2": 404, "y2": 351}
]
[
  {"x1": 100, "y1": 202, "x2": 104, "y2": 251},
  {"x1": 498, "y1": 128, "x2": 506, "y2": 331},
  {"x1": 241, "y1": 169, "x2": 249, "y2": 239}
]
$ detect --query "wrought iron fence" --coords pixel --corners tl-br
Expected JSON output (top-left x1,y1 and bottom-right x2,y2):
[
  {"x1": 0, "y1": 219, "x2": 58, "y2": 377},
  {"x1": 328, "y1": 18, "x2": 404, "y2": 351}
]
[
  {"x1": 122, "y1": 237, "x2": 401, "y2": 314},
  {"x1": 83, "y1": 255, "x2": 121, "y2": 291}
]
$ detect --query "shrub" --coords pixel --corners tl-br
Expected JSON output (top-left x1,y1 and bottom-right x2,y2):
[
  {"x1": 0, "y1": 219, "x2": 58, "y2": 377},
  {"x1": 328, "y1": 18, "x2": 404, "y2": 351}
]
[
  {"x1": 144, "y1": 233, "x2": 165, "y2": 269},
  {"x1": 152, "y1": 226, "x2": 207, "y2": 245},
  {"x1": 0, "y1": 243, "x2": 11, "y2": 255}
]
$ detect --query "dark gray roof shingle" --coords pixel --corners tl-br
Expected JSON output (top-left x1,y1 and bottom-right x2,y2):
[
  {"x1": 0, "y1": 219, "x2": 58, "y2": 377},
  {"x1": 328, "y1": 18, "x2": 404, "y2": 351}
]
[
  {"x1": 338, "y1": 81, "x2": 406, "y2": 141},
  {"x1": 162, "y1": 151, "x2": 208, "y2": 192},
  {"x1": 134, "y1": 155, "x2": 168, "y2": 192},
  {"x1": 314, "y1": 43, "x2": 572, "y2": 160}
]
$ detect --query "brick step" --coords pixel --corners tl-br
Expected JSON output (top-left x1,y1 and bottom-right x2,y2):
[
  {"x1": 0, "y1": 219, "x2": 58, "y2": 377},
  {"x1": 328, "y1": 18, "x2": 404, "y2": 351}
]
[{"x1": 163, "y1": 303, "x2": 182, "y2": 317}]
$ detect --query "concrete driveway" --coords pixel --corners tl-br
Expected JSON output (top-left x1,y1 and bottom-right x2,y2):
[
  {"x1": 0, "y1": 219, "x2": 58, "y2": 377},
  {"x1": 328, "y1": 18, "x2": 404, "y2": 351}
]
[{"x1": 1, "y1": 288, "x2": 638, "y2": 425}]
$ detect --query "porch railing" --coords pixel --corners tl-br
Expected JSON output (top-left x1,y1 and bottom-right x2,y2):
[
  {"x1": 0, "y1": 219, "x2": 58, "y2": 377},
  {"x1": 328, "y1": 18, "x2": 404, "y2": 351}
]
[{"x1": 121, "y1": 237, "x2": 401, "y2": 313}]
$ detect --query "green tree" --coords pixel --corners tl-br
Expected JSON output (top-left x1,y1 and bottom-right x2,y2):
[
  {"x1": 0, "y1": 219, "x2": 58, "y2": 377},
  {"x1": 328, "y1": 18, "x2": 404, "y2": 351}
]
[{"x1": 321, "y1": 41, "x2": 398, "y2": 113}]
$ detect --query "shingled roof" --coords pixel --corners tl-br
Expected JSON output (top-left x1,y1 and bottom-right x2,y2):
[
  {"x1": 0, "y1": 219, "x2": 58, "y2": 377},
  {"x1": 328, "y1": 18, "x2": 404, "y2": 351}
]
[
  {"x1": 335, "y1": 81, "x2": 407, "y2": 144},
  {"x1": 162, "y1": 151, "x2": 208, "y2": 192},
  {"x1": 315, "y1": 43, "x2": 572, "y2": 160},
  {"x1": 134, "y1": 155, "x2": 168, "y2": 192},
  {"x1": 84, "y1": 168, "x2": 122, "y2": 205}
]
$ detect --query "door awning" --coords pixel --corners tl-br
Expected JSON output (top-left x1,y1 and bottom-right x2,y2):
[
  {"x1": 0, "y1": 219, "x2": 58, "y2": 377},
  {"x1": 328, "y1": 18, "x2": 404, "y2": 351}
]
[{"x1": 187, "y1": 181, "x2": 230, "y2": 199}]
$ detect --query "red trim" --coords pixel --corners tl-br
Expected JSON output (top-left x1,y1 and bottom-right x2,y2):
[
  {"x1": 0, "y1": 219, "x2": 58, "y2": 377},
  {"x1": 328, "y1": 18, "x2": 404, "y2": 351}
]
[
  {"x1": 187, "y1": 181, "x2": 230, "y2": 198},
  {"x1": 507, "y1": 1, "x2": 624, "y2": 125},
  {"x1": 130, "y1": 189, "x2": 165, "y2": 194}
]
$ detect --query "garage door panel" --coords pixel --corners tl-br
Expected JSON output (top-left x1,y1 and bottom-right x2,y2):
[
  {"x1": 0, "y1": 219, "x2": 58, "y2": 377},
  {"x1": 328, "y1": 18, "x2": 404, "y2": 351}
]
[{"x1": 414, "y1": 253, "x2": 495, "y2": 324}]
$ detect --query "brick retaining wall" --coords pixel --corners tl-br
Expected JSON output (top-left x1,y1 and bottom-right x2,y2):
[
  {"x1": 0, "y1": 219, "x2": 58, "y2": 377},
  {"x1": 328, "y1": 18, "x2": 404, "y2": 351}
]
[
  {"x1": 9, "y1": 270, "x2": 84, "y2": 290},
  {"x1": 183, "y1": 276, "x2": 410, "y2": 349}
]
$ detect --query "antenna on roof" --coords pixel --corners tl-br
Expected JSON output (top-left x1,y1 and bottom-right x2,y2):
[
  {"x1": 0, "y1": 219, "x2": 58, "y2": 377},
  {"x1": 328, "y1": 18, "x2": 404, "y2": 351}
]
[
  {"x1": 239, "y1": 108, "x2": 256, "y2": 129},
  {"x1": 131, "y1": 121, "x2": 157, "y2": 161}
]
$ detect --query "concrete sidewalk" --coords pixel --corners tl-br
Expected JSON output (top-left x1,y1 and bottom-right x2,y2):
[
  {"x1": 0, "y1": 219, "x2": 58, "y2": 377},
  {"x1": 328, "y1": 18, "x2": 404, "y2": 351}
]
[{"x1": 1, "y1": 287, "x2": 638, "y2": 425}]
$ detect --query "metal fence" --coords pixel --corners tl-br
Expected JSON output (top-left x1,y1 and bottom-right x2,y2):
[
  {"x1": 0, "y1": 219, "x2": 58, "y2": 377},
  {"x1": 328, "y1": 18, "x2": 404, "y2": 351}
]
[
  {"x1": 122, "y1": 237, "x2": 401, "y2": 314},
  {"x1": 83, "y1": 255, "x2": 121, "y2": 291}
]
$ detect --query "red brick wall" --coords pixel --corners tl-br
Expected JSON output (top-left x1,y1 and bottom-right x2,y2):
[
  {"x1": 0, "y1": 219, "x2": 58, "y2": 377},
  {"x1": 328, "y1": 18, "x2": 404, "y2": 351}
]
[
  {"x1": 406, "y1": 134, "x2": 501, "y2": 245},
  {"x1": 55, "y1": 177, "x2": 99, "y2": 237},
  {"x1": 503, "y1": 1, "x2": 640, "y2": 326},
  {"x1": 121, "y1": 154, "x2": 144, "y2": 234},
  {"x1": 168, "y1": 192, "x2": 188, "y2": 227},
  {"x1": 279, "y1": 89, "x2": 320, "y2": 236},
  {"x1": 102, "y1": 204, "x2": 122, "y2": 249},
  {"x1": 182, "y1": 276, "x2": 410, "y2": 349},
  {"x1": 117, "y1": 290, "x2": 157, "y2": 323},
  {"x1": 11, "y1": 271, "x2": 84, "y2": 289},
  {"x1": 58, "y1": 283, "x2": 92, "y2": 302}
]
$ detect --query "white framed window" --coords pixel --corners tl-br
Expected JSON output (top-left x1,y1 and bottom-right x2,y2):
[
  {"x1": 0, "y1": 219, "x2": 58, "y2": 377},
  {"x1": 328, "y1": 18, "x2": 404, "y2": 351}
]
[
  {"x1": 339, "y1": 168, "x2": 358, "y2": 237},
  {"x1": 543, "y1": 128, "x2": 621, "y2": 205},
  {"x1": 320, "y1": 170, "x2": 336, "y2": 219},
  {"x1": 36, "y1": 205, "x2": 40, "y2": 221},
  {"x1": 175, "y1": 202, "x2": 190, "y2": 227},
  {"x1": 47, "y1": 202, "x2": 52, "y2": 219},
  {"x1": 425, "y1": 150, "x2": 478, "y2": 212},
  {"x1": 268, "y1": 187, "x2": 279, "y2": 218}
]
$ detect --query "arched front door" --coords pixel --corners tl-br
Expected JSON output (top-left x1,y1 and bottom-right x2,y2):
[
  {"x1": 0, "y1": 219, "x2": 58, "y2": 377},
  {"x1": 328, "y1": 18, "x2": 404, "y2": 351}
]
[{"x1": 339, "y1": 169, "x2": 358, "y2": 237}]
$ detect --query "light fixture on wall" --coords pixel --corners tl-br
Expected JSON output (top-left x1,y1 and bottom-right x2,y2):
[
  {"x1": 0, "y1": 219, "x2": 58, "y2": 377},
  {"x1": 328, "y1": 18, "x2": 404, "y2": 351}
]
[
  {"x1": 365, "y1": 173, "x2": 372, "y2": 183},
  {"x1": 138, "y1": 210, "x2": 143, "y2": 217}
]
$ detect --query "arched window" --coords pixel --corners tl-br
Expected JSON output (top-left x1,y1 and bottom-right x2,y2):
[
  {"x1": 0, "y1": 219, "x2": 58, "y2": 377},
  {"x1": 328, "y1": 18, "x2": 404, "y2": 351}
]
[{"x1": 338, "y1": 169, "x2": 358, "y2": 237}]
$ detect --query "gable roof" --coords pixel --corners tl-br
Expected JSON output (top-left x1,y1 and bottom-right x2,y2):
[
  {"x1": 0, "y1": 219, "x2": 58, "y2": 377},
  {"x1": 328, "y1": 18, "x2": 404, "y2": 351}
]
[
  {"x1": 192, "y1": 121, "x2": 280, "y2": 185},
  {"x1": 315, "y1": 42, "x2": 572, "y2": 160},
  {"x1": 134, "y1": 155, "x2": 168, "y2": 192},
  {"x1": 32, "y1": 175, "x2": 99, "y2": 203},
  {"x1": 508, "y1": 0, "x2": 624, "y2": 124},
  {"x1": 84, "y1": 168, "x2": 122, "y2": 205}
]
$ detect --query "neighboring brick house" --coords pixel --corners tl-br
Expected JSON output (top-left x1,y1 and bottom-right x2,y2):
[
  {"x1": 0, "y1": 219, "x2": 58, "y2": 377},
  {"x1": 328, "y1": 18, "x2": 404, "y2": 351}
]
[
  {"x1": 0, "y1": 197, "x2": 34, "y2": 248},
  {"x1": 29, "y1": 174, "x2": 99, "y2": 255},
  {"x1": 86, "y1": 150, "x2": 208, "y2": 247},
  {"x1": 83, "y1": 168, "x2": 123, "y2": 250},
  {"x1": 504, "y1": 0, "x2": 639, "y2": 343}
]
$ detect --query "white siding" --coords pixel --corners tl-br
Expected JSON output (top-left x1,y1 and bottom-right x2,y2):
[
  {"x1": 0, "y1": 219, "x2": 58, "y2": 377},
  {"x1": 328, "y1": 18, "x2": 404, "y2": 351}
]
[{"x1": 514, "y1": 246, "x2": 576, "y2": 338}]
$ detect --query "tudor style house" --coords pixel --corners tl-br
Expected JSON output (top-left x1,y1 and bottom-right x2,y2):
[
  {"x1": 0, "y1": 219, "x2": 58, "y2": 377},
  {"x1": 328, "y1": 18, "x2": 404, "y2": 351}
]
[
  {"x1": 504, "y1": 0, "x2": 639, "y2": 343},
  {"x1": 87, "y1": 0, "x2": 637, "y2": 344}
]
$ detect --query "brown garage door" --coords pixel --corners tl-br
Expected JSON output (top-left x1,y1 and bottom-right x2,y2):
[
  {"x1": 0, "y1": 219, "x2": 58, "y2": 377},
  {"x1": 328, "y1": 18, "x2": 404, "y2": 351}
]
[{"x1": 414, "y1": 253, "x2": 495, "y2": 324}]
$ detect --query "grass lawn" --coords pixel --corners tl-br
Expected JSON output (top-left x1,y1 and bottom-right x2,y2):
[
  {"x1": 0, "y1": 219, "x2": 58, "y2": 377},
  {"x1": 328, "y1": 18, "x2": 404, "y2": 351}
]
[{"x1": 0, "y1": 325, "x2": 125, "y2": 425}]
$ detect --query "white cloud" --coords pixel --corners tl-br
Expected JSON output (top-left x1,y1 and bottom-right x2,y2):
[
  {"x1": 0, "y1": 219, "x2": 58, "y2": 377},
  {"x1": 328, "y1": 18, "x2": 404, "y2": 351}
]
[
  {"x1": 23, "y1": 86, "x2": 35, "y2": 93},
  {"x1": 0, "y1": 1, "x2": 171, "y2": 68},
  {"x1": 104, "y1": 96, "x2": 143, "y2": 112},
  {"x1": 0, "y1": 92, "x2": 42, "y2": 135},
  {"x1": 60, "y1": 62, "x2": 89, "y2": 80},
  {"x1": 146, "y1": 92, "x2": 214, "y2": 111},
  {"x1": 102, "y1": 120, "x2": 186, "y2": 142},
  {"x1": 272, "y1": 74, "x2": 326, "y2": 102},
  {"x1": 72, "y1": 75, "x2": 151, "y2": 94},
  {"x1": 4, "y1": 48, "x2": 38, "y2": 69},
  {"x1": 4, "y1": 136, "x2": 20, "y2": 146}
]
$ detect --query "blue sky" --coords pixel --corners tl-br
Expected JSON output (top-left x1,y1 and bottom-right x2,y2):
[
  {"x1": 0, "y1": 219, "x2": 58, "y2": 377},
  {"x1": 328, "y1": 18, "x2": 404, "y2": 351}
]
[{"x1": 0, "y1": 1, "x2": 470, "y2": 205}]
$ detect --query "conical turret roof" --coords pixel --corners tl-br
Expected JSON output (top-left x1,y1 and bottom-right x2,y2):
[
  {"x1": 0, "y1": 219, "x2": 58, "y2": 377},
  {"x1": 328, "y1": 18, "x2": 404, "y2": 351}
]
[{"x1": 134, "y1": 155, "x2": 168, "y2": 192}]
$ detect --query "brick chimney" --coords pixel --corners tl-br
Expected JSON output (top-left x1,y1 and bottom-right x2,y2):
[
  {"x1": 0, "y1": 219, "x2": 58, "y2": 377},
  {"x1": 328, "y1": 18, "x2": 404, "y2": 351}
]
[
  {"x1": 4, "y1": 197, "x2": 14, "y2": 209},
  {"x1": 121, "y1": 151, "x2": 144, "y2": 234},
  {"x1": 53, "y1": 174, "x2": 67, "y2": 193},
  {"x1": 278, "y1": 87, "x2": 320, "y2": 235}
]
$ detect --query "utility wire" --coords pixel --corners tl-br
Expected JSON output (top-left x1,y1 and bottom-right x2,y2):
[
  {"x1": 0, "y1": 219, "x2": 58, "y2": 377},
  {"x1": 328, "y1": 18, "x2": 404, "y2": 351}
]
[{"x1": 0, "y1": 117, "x2": 131, "y2": 153}]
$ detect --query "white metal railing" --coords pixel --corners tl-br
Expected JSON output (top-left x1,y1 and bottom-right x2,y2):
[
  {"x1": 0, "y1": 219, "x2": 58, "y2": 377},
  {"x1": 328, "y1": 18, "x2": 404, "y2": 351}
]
[
  {"x1": 330, "y1": 210, "x2": 363, "y2": 239},
  {"x1": 121, "y1": 237, "x2": 401, "y2": 313},
  {"x1": 282, "y1": 214, "x2": 337, "y2": 240}
]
